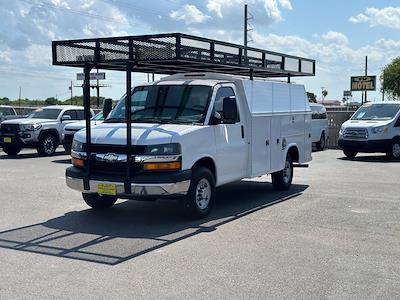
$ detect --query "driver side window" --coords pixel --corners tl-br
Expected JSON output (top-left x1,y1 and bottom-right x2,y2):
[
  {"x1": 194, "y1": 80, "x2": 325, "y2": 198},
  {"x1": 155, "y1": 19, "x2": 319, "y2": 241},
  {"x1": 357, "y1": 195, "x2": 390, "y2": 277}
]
[{"x1": 213, "y1": 87, "x2": 239, "y2": 122}]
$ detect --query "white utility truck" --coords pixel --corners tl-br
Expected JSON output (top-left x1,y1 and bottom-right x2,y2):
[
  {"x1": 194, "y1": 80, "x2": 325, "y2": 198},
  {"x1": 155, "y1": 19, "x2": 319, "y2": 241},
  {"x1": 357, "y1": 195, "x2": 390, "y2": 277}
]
[
  {"x1": 52, "y1": 32, "x2": 315, "y2": 218},
  {"x1": 338, "y1": 102, "x2": 400, "y2": 159},
  {"x1": 67, "y1": 73, "x2": 312, "y2": 217}
]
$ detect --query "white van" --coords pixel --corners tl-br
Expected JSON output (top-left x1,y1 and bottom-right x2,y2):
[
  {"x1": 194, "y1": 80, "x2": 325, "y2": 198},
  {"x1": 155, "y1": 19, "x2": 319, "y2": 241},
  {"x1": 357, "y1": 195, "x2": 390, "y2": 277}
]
[
  {"x1": 338, "y1": 101, "x2": 400, "y2": 159},
  {"x1": 310, "y1": 103, "x2": 328, "y2": 150},
  {"x1": 66, "y1": 73, "x2": 312, "y2": 218}
]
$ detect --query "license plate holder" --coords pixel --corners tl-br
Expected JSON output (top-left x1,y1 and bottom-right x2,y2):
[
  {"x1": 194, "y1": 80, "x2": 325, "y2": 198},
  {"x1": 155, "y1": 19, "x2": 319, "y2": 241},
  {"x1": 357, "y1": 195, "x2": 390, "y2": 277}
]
[{"x1": 98, "y1": 183, "x2": 117, "y2": 196}]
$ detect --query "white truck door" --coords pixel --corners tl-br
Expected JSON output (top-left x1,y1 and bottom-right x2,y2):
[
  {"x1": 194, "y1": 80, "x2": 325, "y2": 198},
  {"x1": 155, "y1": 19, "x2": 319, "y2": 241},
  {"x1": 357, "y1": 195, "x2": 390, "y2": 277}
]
[{"x1": 213, "y1": 84, "x2": 248, "y2": 184}]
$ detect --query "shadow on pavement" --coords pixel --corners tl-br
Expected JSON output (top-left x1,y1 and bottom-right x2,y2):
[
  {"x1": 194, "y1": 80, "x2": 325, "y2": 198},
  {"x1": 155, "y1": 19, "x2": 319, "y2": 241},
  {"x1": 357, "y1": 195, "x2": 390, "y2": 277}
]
[
  {"x1": 0, "y1": 150, "x2": 67, "y2": 160},
  {"x1": 338, "y1": 155, "x2": 399, "y2": 163},
  {"x1": 0, "y1": 181, "x2": 308, "y2": 265},
  {"x1": 52, "y1": 158, "x2": 72, "y2": 164}
]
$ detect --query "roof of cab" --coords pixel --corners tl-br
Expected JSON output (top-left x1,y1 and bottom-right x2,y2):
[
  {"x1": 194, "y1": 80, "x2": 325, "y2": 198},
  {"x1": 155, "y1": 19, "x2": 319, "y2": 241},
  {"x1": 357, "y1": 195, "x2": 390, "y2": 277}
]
[{"x1": 43, "y1": 105, "x2": 84, "y2": 109}]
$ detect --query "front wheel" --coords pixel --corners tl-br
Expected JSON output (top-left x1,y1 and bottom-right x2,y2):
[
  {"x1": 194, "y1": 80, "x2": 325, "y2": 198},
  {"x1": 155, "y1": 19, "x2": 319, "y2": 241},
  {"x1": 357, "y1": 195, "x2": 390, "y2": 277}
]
[
  {"x1": 2, "y1": 144, "x2": 22, "y2": 155},
  {"x1": 272, "y1": 155, "x2": 293, "y2": 191},
  {"x1": 82, "y1": 193, "x2": 117, "y2": 209},
  {"x1": 179, "y1": 167, "x2": 215, "y2": 219},
  {"x1": 343, "y1": 149, "x2": 357, "y2": 159},
  {"x1": 386, "y1": 141, "x2": 400, "y2": 160},
  {"x1": 37, "y1": 134, "x2": 58, "y2": 156}
]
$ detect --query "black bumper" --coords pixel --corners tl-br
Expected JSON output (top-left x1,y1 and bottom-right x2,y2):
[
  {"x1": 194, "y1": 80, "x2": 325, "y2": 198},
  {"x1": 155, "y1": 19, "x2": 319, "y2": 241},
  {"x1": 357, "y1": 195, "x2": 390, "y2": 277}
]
[
  {"x1": 338, "y1": 138, "x2": 392, "y2": 153},
  {"x1": 66, "y1": 166, "x2": 192, "y2": 184}
]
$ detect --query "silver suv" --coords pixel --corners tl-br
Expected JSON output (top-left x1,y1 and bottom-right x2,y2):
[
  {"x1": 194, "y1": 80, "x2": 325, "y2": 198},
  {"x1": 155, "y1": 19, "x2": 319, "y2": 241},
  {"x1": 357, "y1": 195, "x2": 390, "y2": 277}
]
[{"x1": 0, "y1": 105, "x2": 91, "y2": 156}]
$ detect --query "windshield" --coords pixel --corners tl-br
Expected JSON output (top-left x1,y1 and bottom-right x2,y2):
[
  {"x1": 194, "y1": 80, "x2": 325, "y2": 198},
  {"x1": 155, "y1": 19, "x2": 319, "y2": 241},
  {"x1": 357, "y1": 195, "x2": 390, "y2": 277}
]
[
  {"x1": 107, "y1": 85, "x2": 212, "y2": 124},
  {"x1": 352, "y1": 104, "x2": 400, "y2": 121},
  {"x1": 28, "y1": 109, "x2": 62, "y2": 120}
]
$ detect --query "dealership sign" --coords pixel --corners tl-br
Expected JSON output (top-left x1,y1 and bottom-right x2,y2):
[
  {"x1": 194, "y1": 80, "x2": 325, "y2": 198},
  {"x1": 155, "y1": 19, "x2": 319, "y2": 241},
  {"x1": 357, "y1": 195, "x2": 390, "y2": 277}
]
[{"x1": 350, "y1": 76, "x2": 376, "y2": 91}]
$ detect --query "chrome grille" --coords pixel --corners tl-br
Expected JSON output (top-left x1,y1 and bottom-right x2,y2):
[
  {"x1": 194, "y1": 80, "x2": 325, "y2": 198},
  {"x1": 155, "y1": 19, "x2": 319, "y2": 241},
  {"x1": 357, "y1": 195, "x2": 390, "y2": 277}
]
[{"x1": 343, "y1": 128, "x2": 368, "y2": 140}]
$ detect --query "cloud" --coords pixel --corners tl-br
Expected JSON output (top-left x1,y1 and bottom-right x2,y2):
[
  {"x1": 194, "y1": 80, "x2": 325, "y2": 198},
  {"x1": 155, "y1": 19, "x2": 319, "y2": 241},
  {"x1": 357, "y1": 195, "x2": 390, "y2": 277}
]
[
  {"x1": 264, "y1": 0, "x2": 293, "y2": 22},
  {"x1": 349, "y1": 6, "x2": 400, "y2": 30},
  {"x1": 170, "y1": 4, "x2": 211, "y2": 24},
  {"x1": 322, "y1": 31, "x2": 348, "y2": 45}
]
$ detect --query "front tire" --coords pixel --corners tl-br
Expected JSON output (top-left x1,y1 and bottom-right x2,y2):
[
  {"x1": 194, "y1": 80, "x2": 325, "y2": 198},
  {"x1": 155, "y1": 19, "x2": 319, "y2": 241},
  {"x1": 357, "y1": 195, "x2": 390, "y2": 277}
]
[
  {"x1": 2, "y1": 144, "x2": 22, "y2": 155},
  {"x1": 82, "y1": 193, "x2": 117, "y2": 209},
  {"x1": 343, "y1": 149, "x2": 357, "y2": 159},
  {"x1": 316, "y1": 132, "x2": 326, "y2": 151},
  {"x1": 386, "y1": 141, "x2": 400, "y2": 160},
  {"x1": 179, "y1": 167, "x2": 215, "y2": 219},
  {"x1": 272, "y1": 155, "x2": 293, "y2": 191},
  {"x1": 37, "y1": 134, "x2": 57, "y2": 156}
]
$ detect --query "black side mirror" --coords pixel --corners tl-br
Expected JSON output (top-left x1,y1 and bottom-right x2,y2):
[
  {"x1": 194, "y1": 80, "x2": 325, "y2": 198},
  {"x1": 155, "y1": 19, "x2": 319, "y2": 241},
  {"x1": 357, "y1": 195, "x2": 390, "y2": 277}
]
[
  {"x1": 103, "y1": 98, "x2": 113, "y2": 119},
  {"x1": 222, "y1": 97, "x2": 237, "y2": 124}
]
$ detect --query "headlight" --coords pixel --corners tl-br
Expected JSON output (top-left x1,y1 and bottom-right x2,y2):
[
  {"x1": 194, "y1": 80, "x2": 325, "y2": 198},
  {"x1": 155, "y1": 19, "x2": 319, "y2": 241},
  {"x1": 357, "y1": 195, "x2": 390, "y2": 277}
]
[
  {"x1": 72, "y1": 140, "x2": 85, "y2": 152},
  {"x1": 144, "y1": 143, "x2": 181, "y2": 155},
  {"x1": 21, "y1": 123, "x2": 42, "y2": 131},
  {"x1": 371, "y1": 126, "x2": 389, "y2": 134},
  {"x1": 339, "y1": 127, "x2": 345, "y2": 135}
]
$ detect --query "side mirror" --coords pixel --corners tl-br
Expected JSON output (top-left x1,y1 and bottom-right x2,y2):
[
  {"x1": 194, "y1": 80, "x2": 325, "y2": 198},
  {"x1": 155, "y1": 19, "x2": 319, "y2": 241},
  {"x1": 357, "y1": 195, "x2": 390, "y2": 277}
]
[
  {"x1": 222, "y1": 97, "x2": 237, "y2": 124},
  {"x1": 61, "y1": 115, "x2": 72, "y2": 121},
  {"x1": 103, "y1": 98, "x2": 113, "y2": 119},
  {"x1": 209, "y1": 111, "x2": 223, "y2": 125}
]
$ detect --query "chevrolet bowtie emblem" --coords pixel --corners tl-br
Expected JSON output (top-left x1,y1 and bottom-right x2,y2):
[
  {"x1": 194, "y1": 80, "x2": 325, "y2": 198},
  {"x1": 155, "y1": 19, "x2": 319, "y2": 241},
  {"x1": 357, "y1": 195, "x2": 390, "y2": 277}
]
[{"x1": 103, "y1": 153, "x2": 119, "y2": 162}]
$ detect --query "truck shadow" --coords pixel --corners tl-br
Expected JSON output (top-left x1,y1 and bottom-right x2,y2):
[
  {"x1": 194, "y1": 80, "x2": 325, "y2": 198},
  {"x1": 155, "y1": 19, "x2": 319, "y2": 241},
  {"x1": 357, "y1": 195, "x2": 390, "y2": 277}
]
[
  {"x1": 0, "y1": 182, "x2": 308, "y2": 266},
  {"x1": 0, "y1": 150, "x2": 67, "y2": 160},
  {"x1": 338, "y1": 155, "x2": 399, "y2": 163}
]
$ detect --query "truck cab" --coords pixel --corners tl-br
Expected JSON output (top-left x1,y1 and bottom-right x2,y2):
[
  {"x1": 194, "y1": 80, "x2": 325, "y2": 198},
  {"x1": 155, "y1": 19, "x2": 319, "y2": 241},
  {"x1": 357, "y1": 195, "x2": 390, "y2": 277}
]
[
  {"x1": 66, "y1": 73, "x2": 312, "y2": 218},
  {"x1": 338, "y1": 102, "x2": 400, "y2": 159}
]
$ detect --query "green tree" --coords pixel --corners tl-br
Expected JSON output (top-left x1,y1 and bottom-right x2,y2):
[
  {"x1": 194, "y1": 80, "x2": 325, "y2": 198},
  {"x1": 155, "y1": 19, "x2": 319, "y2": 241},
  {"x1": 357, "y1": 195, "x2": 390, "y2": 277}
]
[
  {"x1": 381, "y1": 57, "x2": 400, "y2": 100},
  {"x1": 45, "y1": 97, "x2": 58, "y2": 105},
  {"x1": 307, "y1": 92, "x2": 317, "y2": 103}
]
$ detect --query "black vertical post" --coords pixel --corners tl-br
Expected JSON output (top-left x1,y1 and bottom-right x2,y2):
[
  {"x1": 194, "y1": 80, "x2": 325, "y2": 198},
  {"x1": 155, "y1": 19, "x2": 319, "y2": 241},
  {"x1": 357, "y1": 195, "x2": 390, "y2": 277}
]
[
  {"x1": 125, "y1": 62, "x2": 132, "y2": 194},
  {"x1": 364, "y1": 55, "x2": 368, "y2": 103},
  {"x1": 287, "y1": 74, "x2": 291, "y2": 83},
  {"x1": 83, "y1": 63, "x2": 93, "y2": 190},
  {"x1": 244, "y1": 4, "x2": 248, "y2": 65}
]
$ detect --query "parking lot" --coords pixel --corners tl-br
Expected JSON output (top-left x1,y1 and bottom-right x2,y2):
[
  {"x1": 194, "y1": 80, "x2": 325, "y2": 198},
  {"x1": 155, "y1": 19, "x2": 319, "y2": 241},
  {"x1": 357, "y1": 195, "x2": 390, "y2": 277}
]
[{"x1": 0, "y1": 148, "x2": 399, "y2": 299}]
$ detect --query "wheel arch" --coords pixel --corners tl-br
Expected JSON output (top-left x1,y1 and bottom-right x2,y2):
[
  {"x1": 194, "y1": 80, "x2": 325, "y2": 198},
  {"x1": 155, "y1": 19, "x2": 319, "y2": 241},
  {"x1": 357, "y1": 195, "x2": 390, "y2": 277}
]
[
  {"x1": 191, "y1": 156, "x2": 217, "y2": 182},
  {"x1": 285, "y1": 144, "x2": 300, "y2": 163},
  {"x1": 39, "y1": 129, "x2": 60, "y2": 144}
]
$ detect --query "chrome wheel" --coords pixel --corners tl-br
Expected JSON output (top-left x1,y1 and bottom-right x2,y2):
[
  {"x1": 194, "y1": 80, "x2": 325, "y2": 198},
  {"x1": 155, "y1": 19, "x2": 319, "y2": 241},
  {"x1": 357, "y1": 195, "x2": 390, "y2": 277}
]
[
  {"x1": 195, "y1": 178, "x2": 211, "y2": 210},
  {"x1": 393, "y1": 143, "x2": 400, "y2": 159},
  {"x1": 283, "y1": 160, "x2": 292, "y2": 184}
]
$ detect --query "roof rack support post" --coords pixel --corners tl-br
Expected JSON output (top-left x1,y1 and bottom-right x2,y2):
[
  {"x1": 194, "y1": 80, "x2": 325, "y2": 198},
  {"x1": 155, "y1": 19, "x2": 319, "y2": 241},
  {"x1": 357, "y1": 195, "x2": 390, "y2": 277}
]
[
  {"x1": 176, "y1": 35, "x2": 181, "y2": 59},
  {"x1": 287, "y1": 74, "x2": 291, "y2": 83},
  {"x1": 83, "y1": 63, "x2": 93, "y2": 190},
  {"x1": 250, "y1": 68, "x2": 254, "y2": 80},
  {"x1": 124, "y1": 62, "x2": 133, "y2": 194}
]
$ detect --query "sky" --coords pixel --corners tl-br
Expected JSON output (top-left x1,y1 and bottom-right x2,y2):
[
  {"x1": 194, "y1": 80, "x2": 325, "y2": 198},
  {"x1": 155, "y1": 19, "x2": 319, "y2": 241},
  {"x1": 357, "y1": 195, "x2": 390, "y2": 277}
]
[{"x1": 0, "y1": 0, "x2": 399, "y2": 103}]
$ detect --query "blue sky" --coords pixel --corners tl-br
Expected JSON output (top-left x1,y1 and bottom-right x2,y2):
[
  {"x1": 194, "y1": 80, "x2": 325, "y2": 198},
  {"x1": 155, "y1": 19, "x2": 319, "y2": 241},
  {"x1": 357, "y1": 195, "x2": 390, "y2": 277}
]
[{"x1": 1, "y1": 0, "x2": 399, "y2": 102}]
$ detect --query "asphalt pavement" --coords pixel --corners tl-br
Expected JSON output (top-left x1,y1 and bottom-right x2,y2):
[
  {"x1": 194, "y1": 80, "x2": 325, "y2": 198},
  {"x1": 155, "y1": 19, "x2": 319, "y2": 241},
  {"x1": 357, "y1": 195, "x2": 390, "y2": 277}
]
[{"x1": 0, "y1": 148, "x2": 399, "y2": 299}]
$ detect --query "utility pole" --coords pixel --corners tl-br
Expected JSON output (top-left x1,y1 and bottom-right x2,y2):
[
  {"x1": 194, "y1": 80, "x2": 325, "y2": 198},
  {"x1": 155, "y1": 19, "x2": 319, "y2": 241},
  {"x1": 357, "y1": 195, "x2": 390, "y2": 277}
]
[
  {"x1": 69, "y1": 81, "x2": 73, "y2": 105},
  {"x1": 18, "y1": 86, "x2": 21, "y2": 107},
  {"x1": 364, "y1": 55, "x2": 368, "y2": 104}
]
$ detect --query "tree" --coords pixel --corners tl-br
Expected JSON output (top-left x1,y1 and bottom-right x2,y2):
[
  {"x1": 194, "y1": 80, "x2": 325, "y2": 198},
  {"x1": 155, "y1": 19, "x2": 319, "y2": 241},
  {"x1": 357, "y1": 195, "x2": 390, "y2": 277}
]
[
  {"x1": 381, "y1": 57, "x2": 400, "y2": 100},
  {"x1": 307, "y1": 92, "x2": 317, "y2": 103},
  {"x1": 44, "y1": 97, "x2": 58, "y2": 105}
]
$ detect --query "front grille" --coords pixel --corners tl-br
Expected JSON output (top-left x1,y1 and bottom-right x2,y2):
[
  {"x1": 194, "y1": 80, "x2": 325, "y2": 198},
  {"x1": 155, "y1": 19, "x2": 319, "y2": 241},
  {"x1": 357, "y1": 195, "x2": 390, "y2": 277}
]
[
  {"x1": 343, "y1": 128, "x2": 368, "y2": 140},
  {"x1": 0, "y1": 124, "x2": 20, "y2": 135},
  {"x1": 90, "y1": 160, "x2": 142, "y2": 176}
]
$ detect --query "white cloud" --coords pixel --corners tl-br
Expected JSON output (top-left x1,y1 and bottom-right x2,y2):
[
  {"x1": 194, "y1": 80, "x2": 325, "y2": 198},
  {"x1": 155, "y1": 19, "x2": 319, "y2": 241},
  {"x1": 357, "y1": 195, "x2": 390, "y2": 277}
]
[
  {"x1": 322, "y1": 31, "x2": 348, "y2": 45},
  {"x1": 278, "y1": 0, "x2": 292, "y2": 10},
  {"x1": 170, "y1": 5, "x2": 211, "y2": 24},
  {"x1": 264, "y1": 0, "x2": 283, "y2": 22},
  {"x1": 349, "y1": 6, "x2": 400, "y2": 30},
  {"x1": 0, "y1": 50, "x2": 12, "y2": 64}
]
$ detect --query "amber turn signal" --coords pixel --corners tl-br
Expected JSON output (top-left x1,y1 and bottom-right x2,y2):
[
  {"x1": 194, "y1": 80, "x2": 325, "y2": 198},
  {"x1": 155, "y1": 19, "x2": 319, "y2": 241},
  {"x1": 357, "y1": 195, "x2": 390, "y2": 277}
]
[
  {"x1": 143, "y1": 161, "x2": 181, "y2": 171},
  {"x1": 72, "y1": 157, "x2": 85, "y2": 168}
]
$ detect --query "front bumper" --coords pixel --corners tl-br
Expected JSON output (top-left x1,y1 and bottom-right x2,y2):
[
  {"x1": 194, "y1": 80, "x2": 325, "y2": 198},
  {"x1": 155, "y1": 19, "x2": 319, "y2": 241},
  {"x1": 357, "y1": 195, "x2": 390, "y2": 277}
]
[
  {"x1": 66, "y1": 166, "x2": 191, "y2": 198},
  {"x1": 338, "y1": 138, "x2": 392, "y2": 153}
]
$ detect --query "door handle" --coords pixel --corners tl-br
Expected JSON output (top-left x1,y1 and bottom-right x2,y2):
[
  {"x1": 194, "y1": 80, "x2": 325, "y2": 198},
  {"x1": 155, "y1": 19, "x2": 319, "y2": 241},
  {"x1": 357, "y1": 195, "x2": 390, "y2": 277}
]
[{"x1": 241, "y1": 125, "x2": 245, "y2": 139}]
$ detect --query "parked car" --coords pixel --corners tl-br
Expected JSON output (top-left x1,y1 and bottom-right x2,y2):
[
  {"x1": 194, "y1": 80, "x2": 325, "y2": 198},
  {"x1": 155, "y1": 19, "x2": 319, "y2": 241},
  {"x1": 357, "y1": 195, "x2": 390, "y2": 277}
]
[
  {"x1": 0, "y1": 105, "x2": 20, "y2": 123},
  {"x1": 66, "y1": 73, "x2": 312, "y2": 218},
  {"x1": 0, "y1": 105, "x2": 92, "y2": 156},
  {"x1": 62, "y1": 112, "x2": 104, "y2": 153},
  {"x1": 310, "y1": 103, "x2": 328, "y2": 151},
  {"x1": 338, "y1": 101, "x2": 400, "y2": 159}
]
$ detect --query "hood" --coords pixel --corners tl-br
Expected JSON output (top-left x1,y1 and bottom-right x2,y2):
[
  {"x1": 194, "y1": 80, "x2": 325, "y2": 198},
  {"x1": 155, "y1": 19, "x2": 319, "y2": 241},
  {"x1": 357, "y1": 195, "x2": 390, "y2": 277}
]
[
  {"x1": 343, "y1": 119, "x2": 393, "y2": 128},
  {"x1": 64, "y1": 120, "x2": 102, "y2": 131},
  {"x1": 1, "y1": 118, "x2": 54, "y2": 125},
  {"x1": 74, "y1": 122, "x2": 198, "y2": 145}
]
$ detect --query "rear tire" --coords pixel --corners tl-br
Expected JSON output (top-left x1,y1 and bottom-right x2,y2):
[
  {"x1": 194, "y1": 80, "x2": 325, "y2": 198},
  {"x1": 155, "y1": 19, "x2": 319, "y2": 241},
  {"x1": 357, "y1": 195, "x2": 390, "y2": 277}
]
[
  {"x1": 272, "y1": 155, "x2": 293, "y2": 191},
  {"x1": 37, "y1": 133, "x2": 57, "y2": 156},
  {"x1": 316, "y1": 132, "x2": 326, "y2": 151},
  {"x1": 386, "y1": 141, "x2": 400, "y2": 160},
  {"x1": 343, "y1": 149, "x2": 357, "y2": 159},
  {"x1": 179, "y1": 167, "x2": 215, "y2": 219},
  {"x1": 2, "y1": 144, "x2": 22, "y2": 155},
  {"x1": 82, "y1": 193, "x2": 117, "y2": 209}
]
